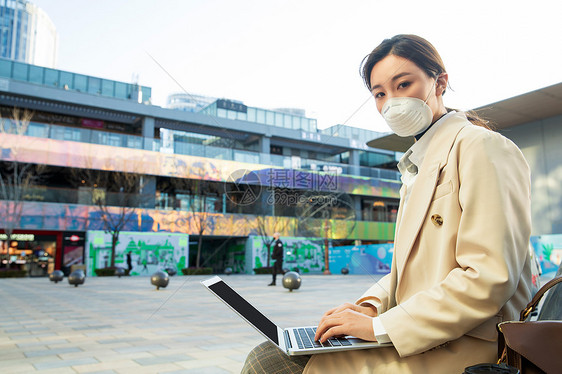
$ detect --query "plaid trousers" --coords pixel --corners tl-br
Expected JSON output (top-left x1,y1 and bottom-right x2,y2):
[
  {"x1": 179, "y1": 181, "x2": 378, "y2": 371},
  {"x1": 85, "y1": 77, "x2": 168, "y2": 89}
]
[{"x1": 241, "y1": 341, "x2": 311, "y2": 374}]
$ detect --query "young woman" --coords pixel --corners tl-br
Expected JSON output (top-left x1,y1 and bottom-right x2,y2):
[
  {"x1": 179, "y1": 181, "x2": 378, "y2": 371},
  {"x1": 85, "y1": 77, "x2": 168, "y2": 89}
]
[{"x1": 242, "y1": 34, "x2": 534, "y2": 374}]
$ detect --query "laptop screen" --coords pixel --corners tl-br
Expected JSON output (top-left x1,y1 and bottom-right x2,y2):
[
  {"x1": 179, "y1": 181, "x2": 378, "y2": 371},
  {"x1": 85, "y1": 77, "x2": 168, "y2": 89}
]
[{"x1": 208, "y1": 280, "x2": 279, "y2": 345}]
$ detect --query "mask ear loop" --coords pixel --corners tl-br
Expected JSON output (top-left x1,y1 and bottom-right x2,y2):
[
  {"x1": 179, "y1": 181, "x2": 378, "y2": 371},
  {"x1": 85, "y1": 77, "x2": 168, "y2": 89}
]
[{"x1": 423, "y1": 75, "x2": 440, "y2": 104}]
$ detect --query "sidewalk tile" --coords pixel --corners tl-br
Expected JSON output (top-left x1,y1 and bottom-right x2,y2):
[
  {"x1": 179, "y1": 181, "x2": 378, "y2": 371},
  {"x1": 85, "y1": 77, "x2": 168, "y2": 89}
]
[
  {"x1": 164, "y1": 367, "x2": 232, "y2": 374},
  {"x1": 133, "y1": 354, "x2": 194, "y2": 366},
  {"x1": 33, "y1": 357, "x2": 99, "y2": 370},
  {"x1": 0, "y1": 274, "x2": 386, "y2": 373}
]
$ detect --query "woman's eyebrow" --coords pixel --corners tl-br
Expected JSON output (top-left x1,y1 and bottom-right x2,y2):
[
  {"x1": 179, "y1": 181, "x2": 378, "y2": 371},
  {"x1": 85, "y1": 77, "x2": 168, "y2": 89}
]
[{"x1": 371, "y1": 72, "x2": 415, "y2": 92}]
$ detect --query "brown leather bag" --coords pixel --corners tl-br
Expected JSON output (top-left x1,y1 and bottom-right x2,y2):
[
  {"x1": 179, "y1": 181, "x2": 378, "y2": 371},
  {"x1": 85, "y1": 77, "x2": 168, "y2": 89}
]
[{"x1": 497, "y1": 276, "x2": 562, "y2": 374}]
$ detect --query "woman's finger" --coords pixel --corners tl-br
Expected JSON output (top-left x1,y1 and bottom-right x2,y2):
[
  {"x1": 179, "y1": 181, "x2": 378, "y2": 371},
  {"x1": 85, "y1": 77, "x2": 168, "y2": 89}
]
[
  {"x1": 314, "y1": 313, "x2": 342, "y2": 341},
  {"x1": 315, "y1": 303, "x2": 374, "y2": 341},
  {"x1": 320, "y1": 325, "x2": 346, "y2": 342},
  {"x1": 322, "y1": 302, "x2": 355, "y2": 317},
  {"x1": 323, "y1": 303, "x2": 359, "y2": 318}
]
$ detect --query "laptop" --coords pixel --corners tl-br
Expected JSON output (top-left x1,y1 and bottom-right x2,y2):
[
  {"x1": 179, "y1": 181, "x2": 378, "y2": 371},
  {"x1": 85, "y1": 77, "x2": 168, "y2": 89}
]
[{"x1": 201, "y1": 276, "x2": 392, "y2": 356}]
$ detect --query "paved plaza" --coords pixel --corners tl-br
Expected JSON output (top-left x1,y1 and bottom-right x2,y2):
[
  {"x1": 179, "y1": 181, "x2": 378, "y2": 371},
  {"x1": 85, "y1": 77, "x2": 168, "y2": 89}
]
[{"x1": 0, "y1": 273, "x2": 385, "y2": 374}]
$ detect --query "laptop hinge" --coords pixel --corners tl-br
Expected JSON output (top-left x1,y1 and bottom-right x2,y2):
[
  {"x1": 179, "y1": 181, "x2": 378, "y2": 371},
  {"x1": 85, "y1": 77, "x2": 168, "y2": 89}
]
[{"x1": 284, "y1": 330, "x2": 292, "y2": 349}]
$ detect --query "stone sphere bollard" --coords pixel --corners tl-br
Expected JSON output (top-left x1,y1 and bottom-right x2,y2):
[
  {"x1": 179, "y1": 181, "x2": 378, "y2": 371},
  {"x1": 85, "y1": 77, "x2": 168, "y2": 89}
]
[
  {"x1": 49, "y1": 270, "x2": 64, "y2": 283},
  {"x1": 165, "y1": 267, "x2": 177, "y2": 276},
  {"x1": 115, "y1": 267, "x2": 126, "y2": 278},
  {"x1": 68, "y1": 269, "x2": 85, "y2": 287},
  {"x1": 341, "y1": 267, "x2": 349, "y2": 275},
  {"x1": 224, "y1": 267, "x2": 233, "y2": 275},
  {"x1": 282, "y1": 271, "x2": 302, "y2": 292},
  {"x1": 151, "y1": 270, "x2": 169, "y2": 290}
]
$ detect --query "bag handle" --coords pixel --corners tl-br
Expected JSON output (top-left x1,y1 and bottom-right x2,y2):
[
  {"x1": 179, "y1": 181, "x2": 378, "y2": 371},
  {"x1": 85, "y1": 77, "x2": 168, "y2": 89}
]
[
  {"x1": 519, "y1": 275, "x2": 562, "y2": 321},
  {"x1": 497, "y1": 275, "x2": 562, "y2": 364}
]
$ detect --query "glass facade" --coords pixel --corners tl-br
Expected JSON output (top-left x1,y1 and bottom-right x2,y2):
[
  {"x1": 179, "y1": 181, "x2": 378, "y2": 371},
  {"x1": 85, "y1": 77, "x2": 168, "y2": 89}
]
[
  {"x1": 321, "y1": 123, "x2": 383, "y2": 141},
  {"x1": 0, "y1": 0, "x2": 29, "y2": 62},
  {"x1": 201, "y1": 99, "x2": 317, "y2": 132},
  {"x1": 362, "y1": 198, "x2": 399, "y2": 223},
  {"x1": 359, "y1": 150, "x2": 399, "y2": 168},
  {"x1": 0, "y1": 58, "x2": 152, "y2": 102},
  {"x1": 8, "y1": 121, "x2": 145, "y2": 150},
  {"x1": 0, "y1": 0, "x2": 58, "y2": 67},
  {"x1": 166, "y1": 93, "x2": 218, "y2": 112},
  {"x1": 0, "y1": 172, "x2": 396, "y2": 224},
  {"x1": 8, "y1": 119, "x2": 400, "y2": 181},
  {"x1": 154, "y1": 181, "x2": 399, "y2": 223}
]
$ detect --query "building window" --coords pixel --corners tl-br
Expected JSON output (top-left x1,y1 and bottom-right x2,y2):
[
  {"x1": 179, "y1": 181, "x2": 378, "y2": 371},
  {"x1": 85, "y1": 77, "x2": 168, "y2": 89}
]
[
  {"x1": 256, "y1": 109, "x2": 265, "y2": 123},
  {"x1": 275, "y1": 112, "x2": 282, "y2": 126},
  {"x1": 88, "y1": 77, "x2": 101, "y2": 94},
  {"x1": 247, "y1": 107, "x2": 256, "y2": 122},
  {"x1": 12, "y1": 61, "x2": 27, "y2": 80},
  {"x1": 51, "y1": 126, "x2": 83, "y2": 142},
  {"x1": 270, "y1": 145, "x2": 283, "y2": 155},
  {"x1": 101, "y1": 79, "x2": 114, "y2": 96},
  {"x1": 0, "y1": 59, "x2": 12, "y2": 77},
  {"x1": 60, "y1": 71, "x2": 73, "y2": 90},
  {"x1": 265, "y1": 111, "x2": 274, "y2": 125},
  {"x1": 74, "y1": 74, "x2": 87, "y2": 92},
  {"x1": 115, "y1": 82, "x2": 127, "y2": 99},
  {"x1": 45, "y1": 69, "x2": 59, "y2": 87},
  {"x1": 362, "y1": 199, "x2": 399, "y2": 222},
  {"x1": 26, "y1": 122, "x2": 48, "y2": 138},
  {"x1": 28, "y1": 65, "x2": 43, "y2": 84},
  {"x1": 292, "y1": 116, "x2": 300, "y2": 130}
]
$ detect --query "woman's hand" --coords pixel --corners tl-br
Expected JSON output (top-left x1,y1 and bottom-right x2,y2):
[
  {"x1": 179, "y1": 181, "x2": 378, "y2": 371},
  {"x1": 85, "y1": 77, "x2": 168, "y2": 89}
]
[{"x1": 314, "y1": 303, "x2": 377, "y2": 343}]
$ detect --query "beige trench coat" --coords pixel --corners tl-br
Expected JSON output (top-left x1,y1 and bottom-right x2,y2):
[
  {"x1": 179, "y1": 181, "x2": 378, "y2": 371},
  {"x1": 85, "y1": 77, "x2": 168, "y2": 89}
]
[{"x1": 304, "y1": 112, "x2": 534, "y2": 374}]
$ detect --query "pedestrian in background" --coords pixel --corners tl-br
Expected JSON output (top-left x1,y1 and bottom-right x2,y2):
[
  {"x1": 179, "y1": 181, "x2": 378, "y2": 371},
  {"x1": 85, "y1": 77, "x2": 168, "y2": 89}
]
[
  {"x1": 268, "y1": 233, "x2": 284, "y2": 286},
  {"x1": 126, "y1": 251, "x2": 132, "y2": 274}
]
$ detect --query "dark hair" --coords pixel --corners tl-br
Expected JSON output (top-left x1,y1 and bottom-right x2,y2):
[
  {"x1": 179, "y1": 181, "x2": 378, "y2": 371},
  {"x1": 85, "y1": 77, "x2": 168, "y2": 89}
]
[{"x1": 360, "y1": 34, "x2": 492, "y2": 129}]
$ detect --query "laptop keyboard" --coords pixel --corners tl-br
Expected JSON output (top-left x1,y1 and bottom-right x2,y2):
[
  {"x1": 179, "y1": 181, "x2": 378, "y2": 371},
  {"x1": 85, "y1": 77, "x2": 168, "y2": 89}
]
[{"x1": 294, "y1": 327, "x2": 353, "y2": 349}]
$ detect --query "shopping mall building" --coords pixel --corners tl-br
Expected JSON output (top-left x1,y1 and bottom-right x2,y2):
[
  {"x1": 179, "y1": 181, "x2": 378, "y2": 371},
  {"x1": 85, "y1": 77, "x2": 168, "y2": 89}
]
[
  {"x1": 0, "y1": 58, "x2": 403, "y2": 276},
  {"x1": 0, "y1": 58, "x2": 561, "y2": 277}
]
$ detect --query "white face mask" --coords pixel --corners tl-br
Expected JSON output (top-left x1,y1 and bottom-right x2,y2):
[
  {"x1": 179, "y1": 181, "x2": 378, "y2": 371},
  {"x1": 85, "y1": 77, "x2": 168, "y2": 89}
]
[{"x1": 380, "y1": 78, "x2": 437, "y2": 137}]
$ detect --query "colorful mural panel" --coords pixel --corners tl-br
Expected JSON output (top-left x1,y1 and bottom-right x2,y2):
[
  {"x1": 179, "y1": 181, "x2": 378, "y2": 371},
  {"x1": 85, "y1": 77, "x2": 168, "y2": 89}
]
[
  {"x1": 223, "y1": 243, "x2": 246, "y2": 274},
  {"x1": 329, "y1": 243, "x2": 393, "y2": 275},
  {"x1": 530, "y1": 234, "x2": 562, "y2": 274},
  {"x1": 1, "y1": 201, "x2": 395, "y2": 241},
  {"x1": 248, "y1": 237, "x2": 394, "y2": 276},
  {"x1": 250, "y1": 168, "x2": 400, "y2": 198},
  {"x1": 249, "y1": 235, "x2": 327, "y2": 274},
  {"x1": 86, "y1": 231, "x2": 188, "y2": 276}
]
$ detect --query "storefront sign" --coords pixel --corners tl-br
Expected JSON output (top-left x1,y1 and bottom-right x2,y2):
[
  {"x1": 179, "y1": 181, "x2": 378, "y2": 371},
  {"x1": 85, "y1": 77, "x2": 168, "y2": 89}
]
[{"x1": 0, "y1": 233, "x2": 34, "y2": 241}]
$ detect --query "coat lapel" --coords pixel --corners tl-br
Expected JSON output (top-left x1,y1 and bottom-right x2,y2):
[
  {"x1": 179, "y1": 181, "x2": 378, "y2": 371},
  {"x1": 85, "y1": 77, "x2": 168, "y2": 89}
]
[{"x1": 394, "y1": 113, "x2": 470, "y2": 290}]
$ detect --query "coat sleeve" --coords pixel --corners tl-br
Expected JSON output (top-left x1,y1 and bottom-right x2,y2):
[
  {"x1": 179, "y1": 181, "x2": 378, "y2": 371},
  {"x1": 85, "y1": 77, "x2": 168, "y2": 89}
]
[
  {"x1": 355, "y1": 272, "x2": 393, "y2": 315},
  {"x1": 379, "y1": 129, "x2": 532, "y2": 357}
]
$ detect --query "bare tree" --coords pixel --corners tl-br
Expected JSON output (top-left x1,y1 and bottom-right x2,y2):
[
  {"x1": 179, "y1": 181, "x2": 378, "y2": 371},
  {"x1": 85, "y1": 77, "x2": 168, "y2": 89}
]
[
  {"x1": 296, "y1": 190, "x2": 357, "y2": 273},
  {"x1": 0, "y1": 109, "x2": 44, "y2": 265},
  {"x1": 71, "y1": 160, "x2": 146, "y2": 269},
  {"x1": 171, "y1": 177, "x2": 216, "y2": 268},
  {"x1": 247, "y1": 213, "x2": 289, "y2": 268},
  {"x1": 191, "y1": 194, "x2": 211, "y2": 268}
]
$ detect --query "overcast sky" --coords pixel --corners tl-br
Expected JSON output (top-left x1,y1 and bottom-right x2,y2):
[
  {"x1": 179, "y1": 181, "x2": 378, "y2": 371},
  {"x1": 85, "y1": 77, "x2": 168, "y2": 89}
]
[{"x1": 32, "y1": 0, "x2": 562, "y2": 133}]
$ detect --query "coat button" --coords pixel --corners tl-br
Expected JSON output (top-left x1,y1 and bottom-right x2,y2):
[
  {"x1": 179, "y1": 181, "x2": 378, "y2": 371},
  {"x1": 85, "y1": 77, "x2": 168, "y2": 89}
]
[{"x1": 431, "y1": 214, "x2": 443, "y2": 226}]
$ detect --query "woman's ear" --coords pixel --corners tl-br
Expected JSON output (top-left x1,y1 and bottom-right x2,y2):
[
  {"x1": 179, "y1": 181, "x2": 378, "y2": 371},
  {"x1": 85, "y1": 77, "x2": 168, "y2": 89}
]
[{"x1": 436, "y1": 73, "x2": 449, "y2": 96}]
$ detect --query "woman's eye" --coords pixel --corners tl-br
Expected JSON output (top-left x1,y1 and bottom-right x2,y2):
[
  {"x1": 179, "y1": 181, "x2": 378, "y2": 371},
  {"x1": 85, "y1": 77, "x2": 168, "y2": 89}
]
[
  {"x1": 374, "y1": 92, "x2": 385, "y2": 99},
  {"x1": 398, "y1": 81, "x2": 410, "y2": 89}
]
